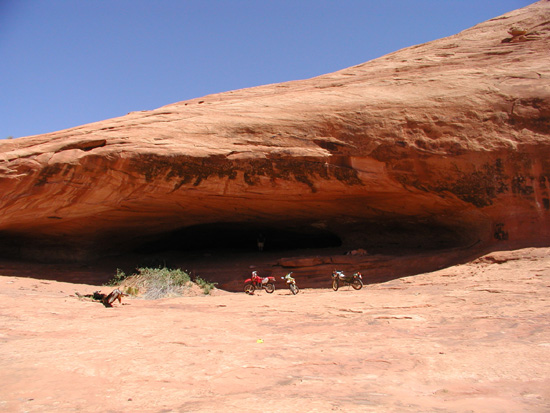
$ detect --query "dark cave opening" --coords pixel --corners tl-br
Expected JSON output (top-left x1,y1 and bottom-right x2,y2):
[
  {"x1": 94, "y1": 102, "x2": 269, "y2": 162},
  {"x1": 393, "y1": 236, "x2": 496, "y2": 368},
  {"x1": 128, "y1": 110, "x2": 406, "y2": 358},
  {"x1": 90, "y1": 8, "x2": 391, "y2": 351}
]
[
  {"x1": 342, "y1": 220, "x2": 472, "y2": 254},
  {"x1": 132, "y1": 218, "x2": 472, "y2": 257},
  {"x1": 134, "y1": 222, "x2": 343, "y2": 254},
  {"x1": 0, "y1": 217, "x2": 476, "y2": 266}
]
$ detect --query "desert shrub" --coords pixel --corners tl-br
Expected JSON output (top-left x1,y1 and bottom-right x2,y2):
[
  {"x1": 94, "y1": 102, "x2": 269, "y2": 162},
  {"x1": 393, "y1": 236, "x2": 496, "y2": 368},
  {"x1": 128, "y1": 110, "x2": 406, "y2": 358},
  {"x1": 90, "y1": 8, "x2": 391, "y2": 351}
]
[
  {"x1": 106, "y1": 267, "x2": 215, "y2": 298},
  {"x1": 125, "y1": 286, "x2": 140, "y2": 296},
  {"x1": 130, "y1": 267, "x2": 190, "y2": 300},
  {"x1": 106, "y1": 268, "x2": 128, "y2": 286},
  {"x1": 195, "y1": 277, "x2": 217, "y2": 295}
]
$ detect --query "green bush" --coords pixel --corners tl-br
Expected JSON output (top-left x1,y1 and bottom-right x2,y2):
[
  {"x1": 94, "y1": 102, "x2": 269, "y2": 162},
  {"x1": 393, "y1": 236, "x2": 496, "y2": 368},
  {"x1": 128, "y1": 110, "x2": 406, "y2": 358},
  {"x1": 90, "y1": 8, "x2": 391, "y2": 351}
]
[
  {"x1": 125, "y1": 286, "x2": 140, "y2": 296},
  {"x1": 133, "y1": 267, "x2": 190, "y2": 299},
  {"x1": 195, "y1": 276, "x2": 217, "y2": 295},
  {"x1": 106, "y1": 268, "x2": 128, "y2": 286},
  {"x1": 106, "y1": 267, "x2": 215, "y2": 298}
]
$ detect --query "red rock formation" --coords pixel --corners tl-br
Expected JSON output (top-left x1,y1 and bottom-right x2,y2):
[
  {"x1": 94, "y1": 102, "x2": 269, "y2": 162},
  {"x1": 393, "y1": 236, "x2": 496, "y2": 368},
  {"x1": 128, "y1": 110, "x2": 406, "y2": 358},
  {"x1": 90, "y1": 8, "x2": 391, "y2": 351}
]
[{"x1": 0, "y1": 2, "x2": 549, "y2": 284}]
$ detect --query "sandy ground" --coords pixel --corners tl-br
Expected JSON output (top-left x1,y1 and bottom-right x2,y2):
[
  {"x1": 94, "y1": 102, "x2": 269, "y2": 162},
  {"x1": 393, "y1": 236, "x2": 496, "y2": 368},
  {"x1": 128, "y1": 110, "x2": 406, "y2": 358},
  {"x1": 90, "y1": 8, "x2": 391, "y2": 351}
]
[{"x1": 1, "y1": 247, "x2": 549, "y2": 412}]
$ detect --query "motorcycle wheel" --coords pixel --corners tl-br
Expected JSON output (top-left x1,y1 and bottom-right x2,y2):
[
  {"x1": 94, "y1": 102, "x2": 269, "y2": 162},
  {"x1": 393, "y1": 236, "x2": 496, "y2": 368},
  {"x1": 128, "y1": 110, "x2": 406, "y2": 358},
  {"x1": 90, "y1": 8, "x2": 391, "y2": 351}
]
[
  {"x1": 332, "y1": 279, "x2": 339, "y2": 291},
  {"x1": 289, "y1": 284, "x2": 298, "y2": 295},
  {"x1": 351, "y1": 279, "x2": 363, "y2": 290},
  {"x1": 244, "y1": 284, "x2": 255, "y2": 295},
  {"x1": 264, "y1": 283, "x2": 275, "y2": 293}
]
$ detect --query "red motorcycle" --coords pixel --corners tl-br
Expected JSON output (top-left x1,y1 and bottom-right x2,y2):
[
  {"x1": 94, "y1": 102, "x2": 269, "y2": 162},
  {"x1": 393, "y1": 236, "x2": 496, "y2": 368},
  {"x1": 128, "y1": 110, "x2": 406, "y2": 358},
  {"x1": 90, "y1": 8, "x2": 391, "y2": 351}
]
[{"x1": 244, "y1": 271, "x2": 276, "y2": 294}]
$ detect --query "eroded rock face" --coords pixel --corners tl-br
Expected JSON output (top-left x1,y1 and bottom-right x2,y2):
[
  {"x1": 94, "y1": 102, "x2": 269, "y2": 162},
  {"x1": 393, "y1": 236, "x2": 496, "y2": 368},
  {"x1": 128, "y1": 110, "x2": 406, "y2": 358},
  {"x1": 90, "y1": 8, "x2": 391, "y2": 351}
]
[{"x1": 0, "y1": 2, "x2": 549, "y2": 270}]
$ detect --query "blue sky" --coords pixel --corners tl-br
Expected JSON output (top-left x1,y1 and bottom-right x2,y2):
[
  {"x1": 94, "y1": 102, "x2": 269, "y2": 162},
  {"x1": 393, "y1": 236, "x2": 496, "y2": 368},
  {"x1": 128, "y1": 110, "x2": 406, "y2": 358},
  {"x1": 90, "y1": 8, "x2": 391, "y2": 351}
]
[{"x1": 1, "y1": 0, "x2": 532, "y2": 139}]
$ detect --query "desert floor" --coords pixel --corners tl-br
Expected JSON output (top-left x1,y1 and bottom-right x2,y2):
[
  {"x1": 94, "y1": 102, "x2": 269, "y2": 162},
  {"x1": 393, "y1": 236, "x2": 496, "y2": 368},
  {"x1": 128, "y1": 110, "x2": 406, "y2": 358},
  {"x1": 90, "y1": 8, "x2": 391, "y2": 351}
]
[{"x1": 1, "y1": 247, "x2": 549, "y2": 412}]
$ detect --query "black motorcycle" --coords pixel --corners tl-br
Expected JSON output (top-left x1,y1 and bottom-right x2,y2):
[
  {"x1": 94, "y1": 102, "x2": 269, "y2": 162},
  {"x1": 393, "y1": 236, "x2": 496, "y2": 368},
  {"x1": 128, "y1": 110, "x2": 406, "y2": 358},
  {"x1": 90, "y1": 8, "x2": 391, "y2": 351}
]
[{"x1": 332, "y1": 270, "x2": 363, "y2": 291}]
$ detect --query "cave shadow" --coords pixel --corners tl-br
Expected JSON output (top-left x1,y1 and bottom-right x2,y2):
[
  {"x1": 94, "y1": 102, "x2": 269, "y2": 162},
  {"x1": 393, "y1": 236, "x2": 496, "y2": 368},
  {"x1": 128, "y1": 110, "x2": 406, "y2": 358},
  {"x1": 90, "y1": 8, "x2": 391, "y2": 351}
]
[
  {"x1": 133, "y1": 222, "x2": 343, "y2": 255},
  {"x1": 0, "y1": 220, "x2": 495, "y2": 290}
]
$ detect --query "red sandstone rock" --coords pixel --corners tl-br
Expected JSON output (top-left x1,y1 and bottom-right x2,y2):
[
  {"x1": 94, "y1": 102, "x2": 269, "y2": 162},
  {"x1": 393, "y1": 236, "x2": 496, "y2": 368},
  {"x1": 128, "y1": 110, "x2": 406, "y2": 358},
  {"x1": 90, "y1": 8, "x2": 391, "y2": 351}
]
[
  {"x1": 1, "y1": 247, "x2": 549, "y2": 411},
  {"x1": 0, "y1": 2, "x2": 549, "y2": 281}
]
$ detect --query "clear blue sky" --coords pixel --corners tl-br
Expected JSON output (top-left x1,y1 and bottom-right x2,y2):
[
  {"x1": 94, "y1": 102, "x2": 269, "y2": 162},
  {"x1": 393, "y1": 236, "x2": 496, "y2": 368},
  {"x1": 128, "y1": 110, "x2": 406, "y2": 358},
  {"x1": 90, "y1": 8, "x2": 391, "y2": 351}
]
[{"x1": 1, "y1": 0, "x2": 532, "y2": 139}]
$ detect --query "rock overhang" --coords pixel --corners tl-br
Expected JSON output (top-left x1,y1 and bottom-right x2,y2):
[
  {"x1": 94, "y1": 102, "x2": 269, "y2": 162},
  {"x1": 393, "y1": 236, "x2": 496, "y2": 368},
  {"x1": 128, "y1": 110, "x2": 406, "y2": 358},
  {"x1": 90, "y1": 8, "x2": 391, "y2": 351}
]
[
  {"x1": 0, "y1": 146, "x2": 503, "y2": 261},
  {"x1": 0, "y1": 1, "x2": 549, "y2": 269}
]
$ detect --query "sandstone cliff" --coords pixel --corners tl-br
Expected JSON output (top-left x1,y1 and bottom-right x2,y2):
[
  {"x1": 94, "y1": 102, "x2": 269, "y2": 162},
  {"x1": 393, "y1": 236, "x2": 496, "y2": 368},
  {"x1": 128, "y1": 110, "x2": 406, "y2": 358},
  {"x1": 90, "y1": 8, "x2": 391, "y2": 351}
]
[{"x1": 0, "y1": 2, "x2": 549, "y2": 285}]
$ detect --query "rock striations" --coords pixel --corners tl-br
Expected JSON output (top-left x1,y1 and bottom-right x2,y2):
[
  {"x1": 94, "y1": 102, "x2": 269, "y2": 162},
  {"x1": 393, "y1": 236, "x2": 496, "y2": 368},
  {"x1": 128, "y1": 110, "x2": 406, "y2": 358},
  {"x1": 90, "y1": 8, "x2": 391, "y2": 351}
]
[{"x1": 0, "y1": 2, "x2": 549, "y2": 283}]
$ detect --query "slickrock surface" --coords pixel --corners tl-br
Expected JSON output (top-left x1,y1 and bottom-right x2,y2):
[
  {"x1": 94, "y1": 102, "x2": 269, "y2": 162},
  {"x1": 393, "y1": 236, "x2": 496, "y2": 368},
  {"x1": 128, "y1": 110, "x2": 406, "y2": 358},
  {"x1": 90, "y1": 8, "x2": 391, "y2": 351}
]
[
  {"x1": 0, "y1": 2, "x2": 549, "y2": 287},
  {"x1": 1, "y1": 247, "x2": 549, "y2": 412}
]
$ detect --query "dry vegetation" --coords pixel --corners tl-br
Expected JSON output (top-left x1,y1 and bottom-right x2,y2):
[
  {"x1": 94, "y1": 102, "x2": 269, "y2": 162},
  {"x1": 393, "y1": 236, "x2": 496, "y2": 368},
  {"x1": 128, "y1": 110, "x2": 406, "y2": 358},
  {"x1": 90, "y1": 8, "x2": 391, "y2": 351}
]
[{"x1": 108, "y1": 267, "x2": 217, "y2": 298}]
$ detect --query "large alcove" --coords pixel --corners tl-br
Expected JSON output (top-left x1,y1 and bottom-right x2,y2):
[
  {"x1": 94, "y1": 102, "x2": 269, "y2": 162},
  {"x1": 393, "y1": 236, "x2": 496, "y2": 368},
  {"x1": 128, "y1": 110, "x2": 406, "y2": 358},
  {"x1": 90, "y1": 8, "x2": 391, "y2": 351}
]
[{"x1": 133, "y1": 222, "x2": 343, "y2": 254}]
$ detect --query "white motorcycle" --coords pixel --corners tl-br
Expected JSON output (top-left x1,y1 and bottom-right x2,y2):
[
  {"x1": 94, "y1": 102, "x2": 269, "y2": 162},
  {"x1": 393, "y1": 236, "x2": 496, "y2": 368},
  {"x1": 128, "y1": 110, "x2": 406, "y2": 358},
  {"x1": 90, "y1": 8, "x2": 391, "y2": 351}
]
[{"x1": 282, "y1": 272, "x2": 299, "y2": 295}]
